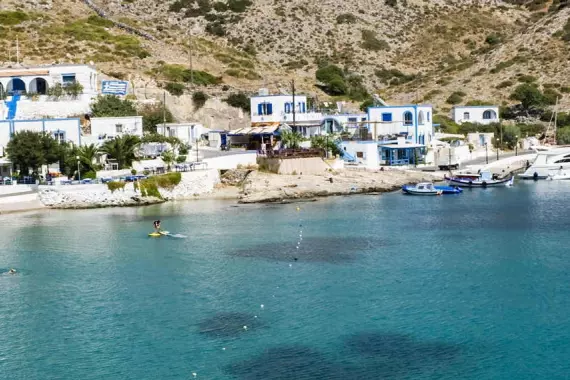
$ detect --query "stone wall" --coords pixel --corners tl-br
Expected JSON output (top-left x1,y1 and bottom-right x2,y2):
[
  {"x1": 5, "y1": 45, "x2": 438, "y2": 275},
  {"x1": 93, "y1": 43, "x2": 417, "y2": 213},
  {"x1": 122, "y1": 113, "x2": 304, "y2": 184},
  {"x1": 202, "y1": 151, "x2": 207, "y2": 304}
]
[
  {"x1": 257, "y1": 157, "x2": 331, "y2": 175},
  {"x1": 38, "y1": 169, "x2": 221, "y2": 208}
]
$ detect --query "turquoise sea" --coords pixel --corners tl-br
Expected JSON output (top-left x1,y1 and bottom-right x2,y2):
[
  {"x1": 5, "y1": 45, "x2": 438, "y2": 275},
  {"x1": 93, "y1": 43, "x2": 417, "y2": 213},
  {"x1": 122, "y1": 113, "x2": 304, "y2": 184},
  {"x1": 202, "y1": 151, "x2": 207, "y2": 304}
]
[{"x1": 1, "y1": 181, "x2": 570, "y2": 379}]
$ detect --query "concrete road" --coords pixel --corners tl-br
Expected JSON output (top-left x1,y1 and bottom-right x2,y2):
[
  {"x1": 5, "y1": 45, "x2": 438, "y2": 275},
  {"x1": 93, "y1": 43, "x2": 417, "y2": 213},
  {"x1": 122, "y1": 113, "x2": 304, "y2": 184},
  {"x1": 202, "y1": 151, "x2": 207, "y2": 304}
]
[{"x1": 421, "y1": 150, "x2": 535, "y2": 171}]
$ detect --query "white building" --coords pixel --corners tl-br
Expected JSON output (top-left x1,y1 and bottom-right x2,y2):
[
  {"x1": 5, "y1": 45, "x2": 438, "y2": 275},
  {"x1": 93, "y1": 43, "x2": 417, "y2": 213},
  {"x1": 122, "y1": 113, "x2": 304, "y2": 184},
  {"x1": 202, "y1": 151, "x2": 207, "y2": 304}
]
[
  {"x1": 321, "y1": 113, "x2": 368, "y2": 134},
  {"x1": 368, "y1": 105, "x2": 434, "y2": 145},
  {"x1": 451, "y1": 106, "x2": 499, "y2": 125},
  {"x1": 82, "y1": 116, "x2": 144, "y2": 146},
  {"x1": 250, "y1": 92, "x2": 323, "y2": 137},
  {"x1": 0, "y1": 118, "x2": 82, "y2": 154},
  {"x1": 0, "y1": 64, "x2": 98, "y2": 120},
  {"x1": 156, "y1": 123, "x2": 209, "y2": 145},
  {"x1": 466, "y1": 132, "x2": 495, "y2": 148}
]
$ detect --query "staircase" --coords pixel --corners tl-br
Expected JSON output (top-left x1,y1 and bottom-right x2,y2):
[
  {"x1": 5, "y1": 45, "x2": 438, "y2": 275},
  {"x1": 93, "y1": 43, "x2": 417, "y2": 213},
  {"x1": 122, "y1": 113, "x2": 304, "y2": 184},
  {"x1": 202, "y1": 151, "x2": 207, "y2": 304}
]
[{"x1": 5, "y1": 94, "x2": 20, "y2": 120}]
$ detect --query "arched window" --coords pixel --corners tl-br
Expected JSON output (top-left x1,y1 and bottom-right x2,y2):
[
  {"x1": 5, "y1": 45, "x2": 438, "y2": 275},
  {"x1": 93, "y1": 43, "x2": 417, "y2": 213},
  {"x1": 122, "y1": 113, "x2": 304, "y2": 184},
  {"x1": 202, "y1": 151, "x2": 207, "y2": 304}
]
[
  {"x1": 403, "y1": 111, "x2": 413, "y2": 126},
  {"x1": 418, "y1": 111, "x2": 425, "y2": 125},
  {"x1": 463, "y1": 112, "x2": 470, "y2": 120},
  {"x1": 29, "y1": 78, "x2": 49, "y2": 95},
  {"x1": 483, "y1": 110, "x2": 496, "y2": 120},
  {"x1": 6, "y1": 78, "x2": 26, "y2": 95},
  {"x1": 284, "y1": 102, "x2": 291, "y2": 114},
  {"x1": 0, "y1": 83, "x2": 5, "y2": 100}
]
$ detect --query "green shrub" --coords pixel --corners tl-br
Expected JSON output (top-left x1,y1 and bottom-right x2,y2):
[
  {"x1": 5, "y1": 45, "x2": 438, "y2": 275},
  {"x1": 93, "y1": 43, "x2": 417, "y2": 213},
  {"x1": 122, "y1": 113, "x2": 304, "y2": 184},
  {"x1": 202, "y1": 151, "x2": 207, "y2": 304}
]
[
  {"x1": 227, "y1": 0, "x2": 252, "y2": 12},
  {"x1": 336, "y1": 13, "x2": 357, "y2": 24},
  {"x1": 445, "y1": 91, "x2": 465, "y2": 105},
  {"x1": 107, "y1": 181, "x2": 126, "y2": 192},
  {"x1": 131, "y1": 169, "x2": 137, "y2": 175},
  {"x1": 83, "y1": 171, "x2": 97, "y2": 179},
  {"x1": 86, "y1": 15, "x2": 114, "y2": 28},
  {"x1": 518, "y1": 75, "x2": 537, "y2": 83},
  {"x1": 224, "y1": 92, "x2": 250, "y2": 113},
  {"x1": 375, "y1": 68, "x2": 416, "y2": 85},
  {"x1": 165, "y1": 82, "x2": 185, "y2": 96},
  {"x1": 176, "y1": 155, "x2": 187, "y2": 163},
  {"x1": 0, "y1": 11, "x2": 29, "y2": 26},
  {"x1": 496, "y1": 80, "x2": 514, "y2": 89},
  {"x1": 192, "y1": 91, "x2": 209, "y2": 109},
  {"x1": 361, "y1": 30, "x2": 390, "y2": 51},
  {"x1": 485, "y1": 33, "x2": 502, "y2": 45}
]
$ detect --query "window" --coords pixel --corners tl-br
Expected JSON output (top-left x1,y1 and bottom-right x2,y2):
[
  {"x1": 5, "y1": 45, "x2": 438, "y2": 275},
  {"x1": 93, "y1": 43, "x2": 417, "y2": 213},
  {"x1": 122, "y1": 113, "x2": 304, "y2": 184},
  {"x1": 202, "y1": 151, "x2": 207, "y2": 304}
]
[
  {"x1": 53, "y1": 131, "x2": 65, "y2": 144},
  {"x1": 299, "y1": 102, "x2": 306, "y2": 113},
  {"x1": 62, "y1": 74, "x2": 76, "y2": 85},
  {"x1": 463, "y1": 112, "x2": 470, "y2": 120},
  {"x1": 284, "y1": 102, "x2": 291, "y2": 114},
  {"x1": 356, "y1": 151, "x2": 365, "y2": 158},
  {"x1": 403, "y1": 111, "x2": 413, "y2": 126},
  {"x1": 168, "y1": 128, "x2": 176, "y2": 138},
  {"x1": 418, "y1": 111, "x2": 425, "y2": 125},
  {"x1": 427, "y1": 112, "x2": 431, "y2": 122},
  {"x1": 115, "y1": 124, "x2": 123, "y2": 133},
  {"x1": 257, "y1": 102, "x2": 273, "y2": 115},
  {"x1": 382, "y1": 113, "x2": 392, "y2": 122},
  {"x1": 483, "y1": 110, "x2": 496, "y2": 119}
]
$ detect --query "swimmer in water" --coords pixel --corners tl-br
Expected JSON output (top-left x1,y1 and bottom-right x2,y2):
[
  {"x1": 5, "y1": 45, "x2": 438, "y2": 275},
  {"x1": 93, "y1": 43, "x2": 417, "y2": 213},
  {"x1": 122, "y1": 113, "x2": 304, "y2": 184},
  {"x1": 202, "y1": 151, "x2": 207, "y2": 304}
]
[
  {"x1": 8, "y1": 268, "x2": 16, "y2": 274},
  {"x1": 153, "y1": 220, "x2": 161, "y2": 232}
]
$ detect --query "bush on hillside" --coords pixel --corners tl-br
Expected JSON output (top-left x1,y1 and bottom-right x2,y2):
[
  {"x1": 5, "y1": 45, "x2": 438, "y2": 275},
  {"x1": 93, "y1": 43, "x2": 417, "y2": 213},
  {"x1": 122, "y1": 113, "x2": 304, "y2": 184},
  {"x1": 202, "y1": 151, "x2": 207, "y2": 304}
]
[
  {"x1": 165, "y1": 82, "x2": 185, "y2": 96},
  {"x1": 361, "y1": 30, "x2": 390, "y2": 51},
  {"x1": 445, "y1": 91, "x2": 465, "y2": 105},
  {"x1": 139, "y1": 103, "x2": 174, "y2": 133},
  {"x1": 192, "y1": 91, "x2": 209, "y2": 109},
  {"x1": 224, "y1": 92, "x2": 250, "y2": 113},
  {"x1": 91, "y1": 95, "x2": 137, "y2": 117},
  {"x1": 336, "y1": 13, "x2": 357, "y2": 24}
]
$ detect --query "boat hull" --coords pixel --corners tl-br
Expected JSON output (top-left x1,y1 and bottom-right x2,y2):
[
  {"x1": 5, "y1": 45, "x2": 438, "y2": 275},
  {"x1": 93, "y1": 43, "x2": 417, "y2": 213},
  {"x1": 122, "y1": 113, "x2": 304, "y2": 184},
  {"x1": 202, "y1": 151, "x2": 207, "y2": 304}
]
[
  {"x1": 445, "y1": 176, "x2": 512, "y2": 187},
  {"x1": 434, "y1": 185, "x2": 462, "y2": 194},
  {"x1": 402, "y1": 187, "x2": 440, "y2": 195}
]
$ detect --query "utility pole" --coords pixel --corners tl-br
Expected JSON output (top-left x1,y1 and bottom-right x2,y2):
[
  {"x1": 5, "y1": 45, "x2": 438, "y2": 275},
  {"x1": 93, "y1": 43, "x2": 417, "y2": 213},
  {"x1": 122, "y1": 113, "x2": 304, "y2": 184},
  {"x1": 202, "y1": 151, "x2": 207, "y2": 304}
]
[
  {"x1": 291, "y1": 79, "x2": 296, "y2": 132},
  {"x1": 188, "y1": 29, "x2": 194, "y2": 89},
  {"x1": 16, "y1": 38, "x2": 20, "y2": 65},
  {"x1": 162, "y1": 91, "x2": 166, "y2": 135}
]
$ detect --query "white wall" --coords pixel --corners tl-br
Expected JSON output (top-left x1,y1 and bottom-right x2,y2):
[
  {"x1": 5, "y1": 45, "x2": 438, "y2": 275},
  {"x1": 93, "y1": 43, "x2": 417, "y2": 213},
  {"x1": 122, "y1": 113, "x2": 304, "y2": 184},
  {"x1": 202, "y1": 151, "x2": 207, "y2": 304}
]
[
  {"x1": 452, "y1": 106, "x2": 499, "y2": 125},
  {"x1": 368, "y1": 105, "x2": 433, "y2": 144},
  {"x1": 203, "y1": 153, "x2": 257, "y2": 169},
  {"x1": 89, "y1": 116, "x2": 143, "y2": 144},
  {"x1": 0, "y1": 118, "x2": 82, "y2": 148},
  {"x1": 340, "y1": 141, "x2": 379, "y2": 168},
  {"x1": 9, "y1": 97, "x2": 93, "y2": 120},
  {"x1": 157, "y1": 123, "x2": 209, "y2": 145},
  {"x1": 250, "y1": 95, "x2": 321, "y2": 124}
]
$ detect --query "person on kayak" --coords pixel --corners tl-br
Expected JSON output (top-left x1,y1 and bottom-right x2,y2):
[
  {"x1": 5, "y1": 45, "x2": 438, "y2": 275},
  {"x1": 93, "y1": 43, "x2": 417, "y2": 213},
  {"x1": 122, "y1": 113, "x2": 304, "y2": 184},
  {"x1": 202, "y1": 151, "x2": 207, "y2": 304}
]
[{"x1": 153, "y1": 220, "x2": 161, "y2": 232}]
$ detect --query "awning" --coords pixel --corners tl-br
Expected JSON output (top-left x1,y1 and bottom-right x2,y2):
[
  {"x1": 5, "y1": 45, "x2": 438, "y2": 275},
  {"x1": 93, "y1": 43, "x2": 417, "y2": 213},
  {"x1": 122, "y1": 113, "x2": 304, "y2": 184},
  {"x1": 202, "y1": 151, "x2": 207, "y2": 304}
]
[
  {"x1": 0, "y1": 70, "x2": 49, "y2": 78},
  {"x1": 229, "y1": 126, "x2": 280, "y2": 136},
  {"x1": 379, "y1": 143, "x2": 425, "y2": 149}
]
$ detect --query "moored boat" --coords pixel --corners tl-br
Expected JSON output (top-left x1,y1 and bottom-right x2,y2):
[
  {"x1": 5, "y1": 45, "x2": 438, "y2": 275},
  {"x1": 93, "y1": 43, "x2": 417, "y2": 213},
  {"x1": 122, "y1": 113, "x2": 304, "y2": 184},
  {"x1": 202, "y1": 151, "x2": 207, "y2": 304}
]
[
  {"x1": 445, "y1": 171, "x2": 512, "y2": 188},
  {"x1": 402, "y1": 182, "x2": 462, "y2": 195}
]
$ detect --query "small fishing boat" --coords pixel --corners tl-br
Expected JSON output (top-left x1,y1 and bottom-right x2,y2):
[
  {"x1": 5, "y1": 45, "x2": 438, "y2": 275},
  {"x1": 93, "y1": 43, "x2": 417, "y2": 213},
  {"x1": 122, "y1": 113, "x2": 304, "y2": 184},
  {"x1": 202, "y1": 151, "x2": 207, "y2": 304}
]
[
  {"x1": 402, "y1": 182, "x2": 461, "y2": 195},
  {"x1": 445, "y1": 171, "x2": 512, "y2": 188}
]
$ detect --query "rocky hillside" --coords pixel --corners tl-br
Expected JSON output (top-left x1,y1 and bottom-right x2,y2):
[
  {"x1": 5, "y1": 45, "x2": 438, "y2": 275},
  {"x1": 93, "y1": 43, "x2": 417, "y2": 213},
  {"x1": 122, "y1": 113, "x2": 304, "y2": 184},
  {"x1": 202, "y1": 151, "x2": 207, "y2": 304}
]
[{"x1": 1, "y1": 0, "x2": 570, "y2": 117}]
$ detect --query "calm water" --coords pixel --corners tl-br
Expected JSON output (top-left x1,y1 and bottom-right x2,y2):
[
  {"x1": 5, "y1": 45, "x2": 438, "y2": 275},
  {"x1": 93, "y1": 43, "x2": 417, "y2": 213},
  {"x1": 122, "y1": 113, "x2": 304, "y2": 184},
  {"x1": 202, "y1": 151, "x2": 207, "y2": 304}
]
[{"x1": 1, "y1": 181, "x2": 570, "y2": 379}]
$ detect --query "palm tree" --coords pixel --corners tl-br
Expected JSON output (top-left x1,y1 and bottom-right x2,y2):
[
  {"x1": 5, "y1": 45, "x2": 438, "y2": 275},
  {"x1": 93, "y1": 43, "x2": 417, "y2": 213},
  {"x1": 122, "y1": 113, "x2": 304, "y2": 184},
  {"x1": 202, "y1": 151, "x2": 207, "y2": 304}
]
[
  {"x1": 77, "y1": 143, "x2": 99, "y2": 172},
  {"x1": 161, "y1": 150, "x2": 175, "y2": 171},
  {"x1": 100, "y1": 135, "x2": 141, "y2": 169},
  {"x1": 280, "y1": 131, "x2": 304, "y2": 149}
]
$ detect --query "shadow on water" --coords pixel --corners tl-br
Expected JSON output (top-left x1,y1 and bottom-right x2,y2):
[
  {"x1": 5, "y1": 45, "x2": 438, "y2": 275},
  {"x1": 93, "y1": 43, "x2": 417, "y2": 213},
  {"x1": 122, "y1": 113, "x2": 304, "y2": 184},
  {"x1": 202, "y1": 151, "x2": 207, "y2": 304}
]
[
  {"x1": 228, "y1": 236, "x2": 387, "y2": 264},
  {"x1": 198, "y1": 312, "x2": 266, "y2": 339},
  {"x1": 224, "y1": 345, "x2": 352, "y2": 380},
  {"x1": 225, "y1": 332, "x2": 462, "y2": 380},
  {"x1": 344, "y1": 331, "x2": 461, "y2": 377}
]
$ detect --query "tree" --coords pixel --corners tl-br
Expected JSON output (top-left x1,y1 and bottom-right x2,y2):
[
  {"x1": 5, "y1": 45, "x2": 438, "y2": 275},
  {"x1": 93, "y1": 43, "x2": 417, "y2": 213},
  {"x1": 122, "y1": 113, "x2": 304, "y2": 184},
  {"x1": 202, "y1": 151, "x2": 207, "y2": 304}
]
[
  {"x1": 6, "y1": 131, "x2": 62, "y2": 176},
  {"x1": 509, "y1": 84, "x2": 545, "y2": 112},
  {"x1": 139, "y1": 103, "x2": 174, "y2": 133},
  {"x1": 192, "y1": 91, "x2": 209, "y2": 109},
  {"x1": 224, "y1": 92, "x2": 250, "y2": 113},
  {"x1": 557, "y1": 127, "x2": 570, "y2": 145},
  {"x1": 501, "y1": 124, "x2": 522, "y2": 149},
  {"x1": 280, "y1": 131, "x2": 304, "y2": 149},
  {"x1": 161, "y1": 150, "x2": 175, "y2": 171},
  {"x1": 91, "y1": 95, "x2": 137, "y2": 117},
  {"x1": 77, "y1": 143, "x2": 100, "y2": 172},
  {"x1": 310, "y1": 135, "x2": 342, "y2": 156},
  {"x1": 99, "y1": 135, "x2": 141, "y2": 169}
]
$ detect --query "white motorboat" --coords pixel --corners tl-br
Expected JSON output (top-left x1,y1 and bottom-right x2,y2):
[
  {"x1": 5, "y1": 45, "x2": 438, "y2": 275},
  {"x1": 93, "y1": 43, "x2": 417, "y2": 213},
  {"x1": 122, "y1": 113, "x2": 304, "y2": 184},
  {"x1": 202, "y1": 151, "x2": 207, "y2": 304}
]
[{"x1": 519, "y1": 147, "x2": 570, "y2": 180}]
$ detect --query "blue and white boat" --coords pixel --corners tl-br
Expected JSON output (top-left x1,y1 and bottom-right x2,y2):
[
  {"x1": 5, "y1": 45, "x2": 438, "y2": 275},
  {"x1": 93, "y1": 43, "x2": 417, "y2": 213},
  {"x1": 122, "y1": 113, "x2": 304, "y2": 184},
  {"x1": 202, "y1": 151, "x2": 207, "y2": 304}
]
[{"x1": 402, "y1": 182, "x2": 462, "y2": 195}]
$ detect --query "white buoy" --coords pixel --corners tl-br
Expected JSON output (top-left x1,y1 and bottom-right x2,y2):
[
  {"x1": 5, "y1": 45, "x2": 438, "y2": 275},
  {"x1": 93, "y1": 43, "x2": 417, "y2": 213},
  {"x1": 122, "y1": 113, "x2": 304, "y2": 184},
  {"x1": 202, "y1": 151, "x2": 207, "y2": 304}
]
[
  {"x1": 289, "y1": 264, "x2": 293, "y2": 267},
  {"x1": 243, "y1": 325, "x2": 248, "y2": 330},
  {"x1": 223, "y1": 347, "x2": 226, "y2": 351},
  {"x1": 261, "y1": 304, "x2": 264, "y2": 309},
  {"x1": 192, "y1": 372, "x2": 197, "y2": 378},
  {"x1": 254, "y1": 315, "x2": 258, "y2": 318}
]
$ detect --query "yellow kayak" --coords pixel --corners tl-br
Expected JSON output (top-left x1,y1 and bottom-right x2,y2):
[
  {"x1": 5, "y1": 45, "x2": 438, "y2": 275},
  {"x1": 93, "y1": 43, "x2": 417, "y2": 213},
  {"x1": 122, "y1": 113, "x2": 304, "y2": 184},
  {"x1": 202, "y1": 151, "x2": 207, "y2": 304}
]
[{"x1": 148, "y1": 232, "x2": 162, "y2": 237}]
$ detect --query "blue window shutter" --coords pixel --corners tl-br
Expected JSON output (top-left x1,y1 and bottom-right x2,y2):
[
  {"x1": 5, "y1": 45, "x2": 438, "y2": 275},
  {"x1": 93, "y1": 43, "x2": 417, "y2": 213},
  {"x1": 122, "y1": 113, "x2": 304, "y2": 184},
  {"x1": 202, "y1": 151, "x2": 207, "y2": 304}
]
[
  {"x1": 257, "y1": 104, "x2": 263, "y2": 115},
  {"x1": 302, "y1": 102, "x2": 306, "y2": 113},
  {"x1": 284, "y1": 103, "x2": 290, "y2": 113},
  {"x1": 382, "y1": 113, "x2": 392, "y2": 122},
  {"x1": 427, "y1": 112, "x2": 431, "y2": 122},
  {"x1": 267, "y1": 103, "x2": 273, "y2": 115}
]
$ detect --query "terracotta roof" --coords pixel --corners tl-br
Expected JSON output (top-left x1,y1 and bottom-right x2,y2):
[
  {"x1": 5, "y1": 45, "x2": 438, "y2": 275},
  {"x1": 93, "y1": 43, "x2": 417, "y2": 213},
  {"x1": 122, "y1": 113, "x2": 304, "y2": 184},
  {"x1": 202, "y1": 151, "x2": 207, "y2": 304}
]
[{"x1": 0, "y1": 70, "x2": 49, "y2": 78}]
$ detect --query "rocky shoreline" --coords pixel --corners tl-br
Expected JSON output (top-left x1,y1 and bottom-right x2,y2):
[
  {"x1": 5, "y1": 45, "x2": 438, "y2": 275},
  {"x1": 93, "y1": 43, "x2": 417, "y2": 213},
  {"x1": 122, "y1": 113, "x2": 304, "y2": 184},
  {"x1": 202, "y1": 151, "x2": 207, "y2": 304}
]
[
  {"x1": 0, "y1": 168, "x2": 442, "y2": 214},
  {"x1": 237, "y1": 169, "x2": 443, "y2": 204}
]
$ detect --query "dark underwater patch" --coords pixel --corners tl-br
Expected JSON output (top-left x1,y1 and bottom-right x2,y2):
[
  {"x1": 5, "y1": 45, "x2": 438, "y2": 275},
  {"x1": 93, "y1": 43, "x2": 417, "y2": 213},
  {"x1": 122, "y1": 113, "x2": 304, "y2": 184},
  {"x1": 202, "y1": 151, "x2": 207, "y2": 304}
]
[
  {"x1": 198, "y1": 312, "x2": 266, "y2": 338},
  {"x1": 224, "y1": 345, "x2": 351, "y2": 380},
  {"x1": 228, "y1": 236, "x2": 386, "y2": 263},
  {"x1": 344, "y1": 331, "x2": 461, "y2": 377}
]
